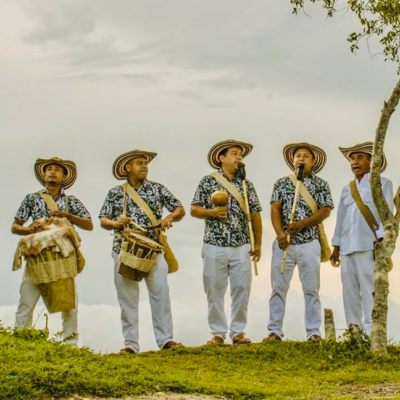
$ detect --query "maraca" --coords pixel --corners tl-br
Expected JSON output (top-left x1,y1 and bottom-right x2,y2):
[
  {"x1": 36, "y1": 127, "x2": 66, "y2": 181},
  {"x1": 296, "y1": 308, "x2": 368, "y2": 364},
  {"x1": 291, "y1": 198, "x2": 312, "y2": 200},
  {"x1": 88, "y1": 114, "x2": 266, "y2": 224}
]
[{"x1": 211, "y1": 190, "x2": 229, "y2": 222}]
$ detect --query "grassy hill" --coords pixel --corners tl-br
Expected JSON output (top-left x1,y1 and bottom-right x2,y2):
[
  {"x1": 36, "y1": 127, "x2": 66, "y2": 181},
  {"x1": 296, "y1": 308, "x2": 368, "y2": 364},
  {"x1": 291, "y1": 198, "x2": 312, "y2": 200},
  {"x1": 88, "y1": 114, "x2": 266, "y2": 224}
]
[{"x1": 2, "y1": 325, "x2": 400, "y2": 400}]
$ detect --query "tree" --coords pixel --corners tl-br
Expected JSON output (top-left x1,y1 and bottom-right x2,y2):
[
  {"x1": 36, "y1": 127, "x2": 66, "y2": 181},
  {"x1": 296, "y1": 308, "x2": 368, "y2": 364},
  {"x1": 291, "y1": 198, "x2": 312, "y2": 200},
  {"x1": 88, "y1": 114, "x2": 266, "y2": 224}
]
[{"x1": 289, "y1": 0, "x2": 400, "y2": 354}]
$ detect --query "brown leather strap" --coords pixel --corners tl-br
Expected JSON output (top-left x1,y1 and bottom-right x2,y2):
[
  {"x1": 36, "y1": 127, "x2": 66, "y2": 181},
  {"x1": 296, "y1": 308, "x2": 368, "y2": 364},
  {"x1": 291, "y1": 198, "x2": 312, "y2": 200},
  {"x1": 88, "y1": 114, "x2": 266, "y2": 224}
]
[{"x1": 349, "y1": 180, "x2": 379, "y2": 238}]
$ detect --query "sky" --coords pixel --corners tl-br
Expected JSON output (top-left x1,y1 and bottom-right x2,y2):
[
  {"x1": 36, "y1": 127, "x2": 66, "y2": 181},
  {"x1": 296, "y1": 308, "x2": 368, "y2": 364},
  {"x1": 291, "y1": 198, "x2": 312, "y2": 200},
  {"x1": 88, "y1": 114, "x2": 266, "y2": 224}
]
[{"x1": 1, "y1": 0, "x2": 400, "y2": 353}]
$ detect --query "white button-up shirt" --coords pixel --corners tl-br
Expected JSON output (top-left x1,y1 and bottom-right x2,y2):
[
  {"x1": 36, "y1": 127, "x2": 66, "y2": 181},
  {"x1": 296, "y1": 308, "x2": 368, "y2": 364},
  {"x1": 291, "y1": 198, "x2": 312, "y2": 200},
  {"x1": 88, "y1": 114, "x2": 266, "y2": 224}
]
[{"x1": 332, "y1": 173, "x2": 394, "y2": 255}]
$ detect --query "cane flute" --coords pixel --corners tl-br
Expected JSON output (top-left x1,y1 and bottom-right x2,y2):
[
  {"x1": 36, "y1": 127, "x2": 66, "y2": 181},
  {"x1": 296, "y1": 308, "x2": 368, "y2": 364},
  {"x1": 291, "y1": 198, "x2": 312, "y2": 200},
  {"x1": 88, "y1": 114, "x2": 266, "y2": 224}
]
[
  {"x1": 280, "y1": 164, "x2": 305, "y2": 274},
  {"x1": 238, "y1": 164, "x2": 258, "y2": 276}
]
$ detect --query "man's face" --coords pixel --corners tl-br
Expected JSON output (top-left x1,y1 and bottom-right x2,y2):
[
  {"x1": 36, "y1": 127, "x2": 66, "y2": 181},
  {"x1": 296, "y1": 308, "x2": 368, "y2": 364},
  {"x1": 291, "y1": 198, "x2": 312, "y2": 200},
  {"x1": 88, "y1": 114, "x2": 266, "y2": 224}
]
[
  {"x1": 44, "y1": 164, "x2": 66, "y2": 186},
  {"x1": 350, "y1": 152, "x2": 371, "y2": 178},
  {"x1": 125, "y1": 157, "x2": 149, "y2": 181},
  {"x1": 293, "y1": 148, "x2": 316, "y2": 175},
  {"x1": 219, "y1": 147, "x2": 243, "y2": 171}
]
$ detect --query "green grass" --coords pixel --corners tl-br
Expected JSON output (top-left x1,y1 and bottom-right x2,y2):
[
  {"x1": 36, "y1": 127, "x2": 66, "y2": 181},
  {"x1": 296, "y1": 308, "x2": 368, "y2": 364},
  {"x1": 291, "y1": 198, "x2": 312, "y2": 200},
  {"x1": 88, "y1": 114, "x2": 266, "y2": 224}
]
[{"x1": 1, "y1": 326, "x2": 400, "y2": 400}]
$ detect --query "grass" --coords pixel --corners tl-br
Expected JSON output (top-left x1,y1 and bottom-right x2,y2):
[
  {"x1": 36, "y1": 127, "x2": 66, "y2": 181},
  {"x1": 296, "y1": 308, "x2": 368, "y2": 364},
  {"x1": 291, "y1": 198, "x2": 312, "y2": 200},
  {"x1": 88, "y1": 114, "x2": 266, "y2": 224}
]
[{"x1": 2, "y1": 326, "x2": 400, "y2": 400}]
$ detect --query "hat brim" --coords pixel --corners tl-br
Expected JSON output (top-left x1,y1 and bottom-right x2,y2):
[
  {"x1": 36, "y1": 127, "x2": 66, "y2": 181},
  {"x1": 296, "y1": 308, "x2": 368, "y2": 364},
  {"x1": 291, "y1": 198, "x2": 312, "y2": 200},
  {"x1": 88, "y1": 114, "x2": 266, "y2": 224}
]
[
  {"x1": 113, "y1": 150, "x2": 157, "y2": 180},
  {"x1": 339, "y1": 142, "x2": 387, "y2": 173},
  {"x1": 208, "y1": 140, "x2": 253, "y2": 169},
  {"x1": 283, "y1": 143, "x2": 327, "y2": 174},
  {"x1": 34, "y1": 158, "x2": 77, "y2": 190}
]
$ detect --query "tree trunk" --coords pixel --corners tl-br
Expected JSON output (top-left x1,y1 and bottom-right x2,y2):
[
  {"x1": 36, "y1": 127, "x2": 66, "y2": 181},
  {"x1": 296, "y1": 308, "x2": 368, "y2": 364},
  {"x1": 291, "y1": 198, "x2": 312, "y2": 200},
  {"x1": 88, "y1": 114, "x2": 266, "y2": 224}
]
[{"x1": 370, "y1": 77, "x2": 400, "y2": 355}]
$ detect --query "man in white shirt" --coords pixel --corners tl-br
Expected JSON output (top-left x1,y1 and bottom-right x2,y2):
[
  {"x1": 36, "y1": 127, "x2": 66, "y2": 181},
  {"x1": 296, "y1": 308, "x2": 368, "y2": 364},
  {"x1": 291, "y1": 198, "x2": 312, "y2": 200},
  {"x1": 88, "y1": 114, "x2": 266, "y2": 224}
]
[{"x1": 331, "y1": 142, "x2": 394, "y2": 335}]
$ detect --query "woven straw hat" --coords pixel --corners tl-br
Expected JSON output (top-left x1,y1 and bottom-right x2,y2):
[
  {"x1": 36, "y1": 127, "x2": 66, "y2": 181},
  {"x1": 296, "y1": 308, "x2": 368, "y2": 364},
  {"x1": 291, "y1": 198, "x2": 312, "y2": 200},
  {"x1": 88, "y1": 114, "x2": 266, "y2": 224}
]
[
  {"x1": 34, "y1": 157, "x2": 77, "y2": 189},
  {"x1": 339, "y1": 141, "x2": 387, "y2": 172},
  {"x1": 208, "y1": 139, "x2": 253, "y2": 169},
  {"x1": 113, "y1": 149, "x2": 157, "y2": 180},
  {"x1": 283, "y1": 142, "x2": 327, "y2": 174}
]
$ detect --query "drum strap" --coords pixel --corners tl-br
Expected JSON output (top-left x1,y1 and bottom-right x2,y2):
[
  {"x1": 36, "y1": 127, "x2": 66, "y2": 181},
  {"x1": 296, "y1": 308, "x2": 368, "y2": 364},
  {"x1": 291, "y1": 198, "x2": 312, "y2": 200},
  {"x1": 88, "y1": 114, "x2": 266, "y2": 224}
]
[
  {"x1": 122, "y1": 183, "x2": 158, "y2": 225},
  {"x1": 122, "y1": 183, "x2": 179, "y2": 273},
  {"x1": 38, "y1": 191, "x2": 69, "y2": 213},
  {"x1": 209, "y1": 171, "x2": 247, "y2": 215}
]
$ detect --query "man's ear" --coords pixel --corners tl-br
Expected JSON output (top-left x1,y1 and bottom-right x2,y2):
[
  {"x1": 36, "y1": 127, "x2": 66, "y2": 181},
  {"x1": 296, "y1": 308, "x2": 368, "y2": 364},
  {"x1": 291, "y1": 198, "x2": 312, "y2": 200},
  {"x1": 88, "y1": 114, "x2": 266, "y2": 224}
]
[{"x1": 311, "y1": 158, "x2": 317, "y2": 167}]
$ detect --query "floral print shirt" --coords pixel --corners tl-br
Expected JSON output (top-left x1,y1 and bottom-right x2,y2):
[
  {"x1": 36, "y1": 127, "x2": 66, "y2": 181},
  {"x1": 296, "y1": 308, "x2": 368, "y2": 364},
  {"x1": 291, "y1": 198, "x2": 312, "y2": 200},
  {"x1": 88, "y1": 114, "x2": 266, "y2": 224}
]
[
  {"x1": 15, "y1": 187, "x2": 91, "y2": 222},
  {"x1": 191, "y1": 169, "x2": 262, "y2": 247},
  {"x1": 99, "y1": 180, "x2": 182, "y2": 254},
  {"x1": 270, "y1": 172, "x2": 334, "y2": 244}
]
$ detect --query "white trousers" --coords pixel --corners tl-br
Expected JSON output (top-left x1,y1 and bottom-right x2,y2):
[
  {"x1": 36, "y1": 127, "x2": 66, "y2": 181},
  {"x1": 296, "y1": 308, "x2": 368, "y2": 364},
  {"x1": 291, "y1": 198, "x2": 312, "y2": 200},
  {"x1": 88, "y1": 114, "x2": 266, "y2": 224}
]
[
  {"x1": 113, "y1": 251, "x2": 173, "y2": 353},
  {"x1": 268, "y1": 239, "x2": 321, "y2": 339},
  {"x1": 14, "y1": 267, "x2": 78, "y2": 346},
  {"x1": 341, "y1": 251, "x2": 375, "y2": 335},
  {"x1": 202, "y1": 243, "x2": 252, "y2": 340}
]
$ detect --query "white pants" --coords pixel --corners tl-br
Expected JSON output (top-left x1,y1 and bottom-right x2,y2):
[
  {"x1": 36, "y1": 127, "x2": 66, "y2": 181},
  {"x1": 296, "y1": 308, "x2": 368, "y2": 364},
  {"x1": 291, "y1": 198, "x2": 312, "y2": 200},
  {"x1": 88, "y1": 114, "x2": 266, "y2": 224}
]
[
  {"x1": 341, "y1": 251, "x2": 375, "y2": 335},
  {"x1": 113, "y1": 251, "x2": 173, "y2": 353},
  {"x1": 202, "y1": 243, "x2": 252, "y2": 340},
  {"x1": 268, "y1": 239, "x2": 321, "y2": 339},
  {"x1": 14, "y1": 267, "x2": 78, "y2": 346}
]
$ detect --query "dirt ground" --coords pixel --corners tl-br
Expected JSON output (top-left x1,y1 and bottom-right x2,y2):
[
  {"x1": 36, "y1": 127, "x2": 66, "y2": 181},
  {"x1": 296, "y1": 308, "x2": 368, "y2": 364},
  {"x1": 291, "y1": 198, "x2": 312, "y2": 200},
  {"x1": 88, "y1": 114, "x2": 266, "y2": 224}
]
[{"x1": 62, "y1": 383, "x2": 400, "y2": 400}]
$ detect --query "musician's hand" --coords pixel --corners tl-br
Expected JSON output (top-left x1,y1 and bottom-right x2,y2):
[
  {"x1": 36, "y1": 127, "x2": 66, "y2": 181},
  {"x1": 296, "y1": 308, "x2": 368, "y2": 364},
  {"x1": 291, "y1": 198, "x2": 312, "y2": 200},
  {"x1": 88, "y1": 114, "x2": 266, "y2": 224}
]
[
  {"x1": 277, "y1": 233, "x2": 289, "y2": 250},
  {"x1": 330, "y1": 246, "x2": 341, "y2": 267},
  {"x1": 249, "y1": 244, "x2": 261, "y2": 262},
  {"x1": 114, "y1": 215, "x2": 132, "y2": 229},
  {"x1": 28, "y1": 220, "x2": 44, "y2": 234},
  {"x1": 286, "y1": 221, "x2": 305, "y2": 235},
  {"x1": 157, "y1": 215, "x2": 174, "y2": 232},
  {"x1": 49, "y1": 210, "x2": 68, "y2": 219},
  {"x1": 210, "y1": 206, "x2": 227, "y2": 220}
]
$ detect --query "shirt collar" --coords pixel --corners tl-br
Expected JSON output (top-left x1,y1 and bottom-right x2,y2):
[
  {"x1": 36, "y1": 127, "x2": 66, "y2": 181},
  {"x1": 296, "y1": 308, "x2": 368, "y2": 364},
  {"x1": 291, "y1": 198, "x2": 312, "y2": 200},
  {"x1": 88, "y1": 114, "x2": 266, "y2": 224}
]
[
  {"x1": 218, "y1": 168, "x2": 241, "y2": 182},
  {"x1": 42, "y1": 187, "x2": 65, "y2": 196},
  {"x1": 303, "y1": 171, "x2": 316, "y2": 181},
  {"x1": 126, "y1": 179, "x2": 149, "y2": 192},
  {"x1": 355, "y1": 172, "x2": 370, "y2": 186}
]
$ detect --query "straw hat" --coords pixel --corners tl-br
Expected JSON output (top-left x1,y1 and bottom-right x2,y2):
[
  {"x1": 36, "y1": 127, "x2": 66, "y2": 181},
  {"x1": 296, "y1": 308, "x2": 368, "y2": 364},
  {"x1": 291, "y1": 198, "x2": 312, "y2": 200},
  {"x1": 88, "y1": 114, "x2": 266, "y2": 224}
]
[
  {"x1": 113, "y1": 149, "x2": 157, "y2": 180},
  {"x1": 34, "y1": 157, "x2": 77, "y2": 189},
  {"x1": 339, "y1": 141, "x2": 387, "y2": 172},
  {"x1": 208, "y1": 139, "x2": 253, "y2": 169},
  {"x1": 283, "y1": 142, "x2": 327, "y2": 173}
]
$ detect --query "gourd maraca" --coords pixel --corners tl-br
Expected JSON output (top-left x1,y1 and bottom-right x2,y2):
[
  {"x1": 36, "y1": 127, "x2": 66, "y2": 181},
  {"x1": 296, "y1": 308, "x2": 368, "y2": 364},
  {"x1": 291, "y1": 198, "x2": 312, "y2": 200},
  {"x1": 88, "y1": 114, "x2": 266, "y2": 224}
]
[{"x1": 211, "y1": 190, "x2": 229, "y2": 222}]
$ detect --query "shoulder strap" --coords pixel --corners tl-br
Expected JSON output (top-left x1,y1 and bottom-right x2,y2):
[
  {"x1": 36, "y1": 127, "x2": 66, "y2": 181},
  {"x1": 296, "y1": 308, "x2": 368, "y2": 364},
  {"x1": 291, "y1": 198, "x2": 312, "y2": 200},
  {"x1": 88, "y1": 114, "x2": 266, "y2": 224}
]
[
  {"x1": 288, "y1": 174, "x2": 318, "y2": 213},
  {"x1": 209, "y1": 171, "x2": 247, "y2": 214},
  {"x1": 349, "y1": 180, "x2": 379, "y2": 235},
  {"x1": 123, "y1": 183, "x2": 158, "y2": 226},
  {"x1": 288, "y1": 174, "x2": 332, "y2": 263},
  {"x1": 37, "y1": 190, "x2": 59, "y2": 212}
]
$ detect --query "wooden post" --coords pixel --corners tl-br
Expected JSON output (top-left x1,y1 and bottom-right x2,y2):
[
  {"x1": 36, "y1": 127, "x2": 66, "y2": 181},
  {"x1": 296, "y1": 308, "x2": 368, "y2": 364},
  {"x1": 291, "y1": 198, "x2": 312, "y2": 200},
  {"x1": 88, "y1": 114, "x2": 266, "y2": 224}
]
[{"x1": 324, "y1": 309, "x2": 336, "y2": 341}]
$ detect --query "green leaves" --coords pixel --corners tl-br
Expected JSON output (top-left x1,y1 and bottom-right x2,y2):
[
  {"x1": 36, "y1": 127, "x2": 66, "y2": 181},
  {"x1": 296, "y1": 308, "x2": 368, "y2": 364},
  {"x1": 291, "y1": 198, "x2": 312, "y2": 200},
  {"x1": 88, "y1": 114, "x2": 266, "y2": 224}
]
[{"x1": 291, "y1": 0, "x2": 400, "y2": 72}]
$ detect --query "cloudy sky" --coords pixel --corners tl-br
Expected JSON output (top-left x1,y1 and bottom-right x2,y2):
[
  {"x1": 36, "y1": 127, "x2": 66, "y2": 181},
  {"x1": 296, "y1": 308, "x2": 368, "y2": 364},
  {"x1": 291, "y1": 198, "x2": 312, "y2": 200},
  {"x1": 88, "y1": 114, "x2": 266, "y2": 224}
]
[{"x1": 1, "y1": 0, "x2": 400, "y2": 353}]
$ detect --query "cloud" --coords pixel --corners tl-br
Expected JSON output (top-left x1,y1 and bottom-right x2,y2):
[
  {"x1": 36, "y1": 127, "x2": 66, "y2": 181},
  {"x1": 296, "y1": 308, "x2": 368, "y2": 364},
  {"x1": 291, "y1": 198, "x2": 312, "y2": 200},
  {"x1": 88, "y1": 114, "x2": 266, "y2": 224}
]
[
  {"x1": 16, "y1": 0, "x2": 397, "y2": 98},
  {"x1": 24, "y1": 4, "x2": 96, "y2": 44}
]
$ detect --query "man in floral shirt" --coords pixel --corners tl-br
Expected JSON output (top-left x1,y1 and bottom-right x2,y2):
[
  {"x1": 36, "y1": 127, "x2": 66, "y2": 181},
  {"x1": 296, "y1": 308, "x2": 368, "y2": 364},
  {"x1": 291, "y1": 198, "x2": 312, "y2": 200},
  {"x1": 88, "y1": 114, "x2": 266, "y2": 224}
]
[
  {"x1": 12, "y1": 157, "x2": 93, "y2": 347},
  {"x1": 99, "y1": 149, "x2": 185, "y2": 354},
  {"x1": 191, "y1": 139, "x2": 262, "y2": 345},
  {"x1": 264, "y1": 143, "x2": 333, "y2": 342}
]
